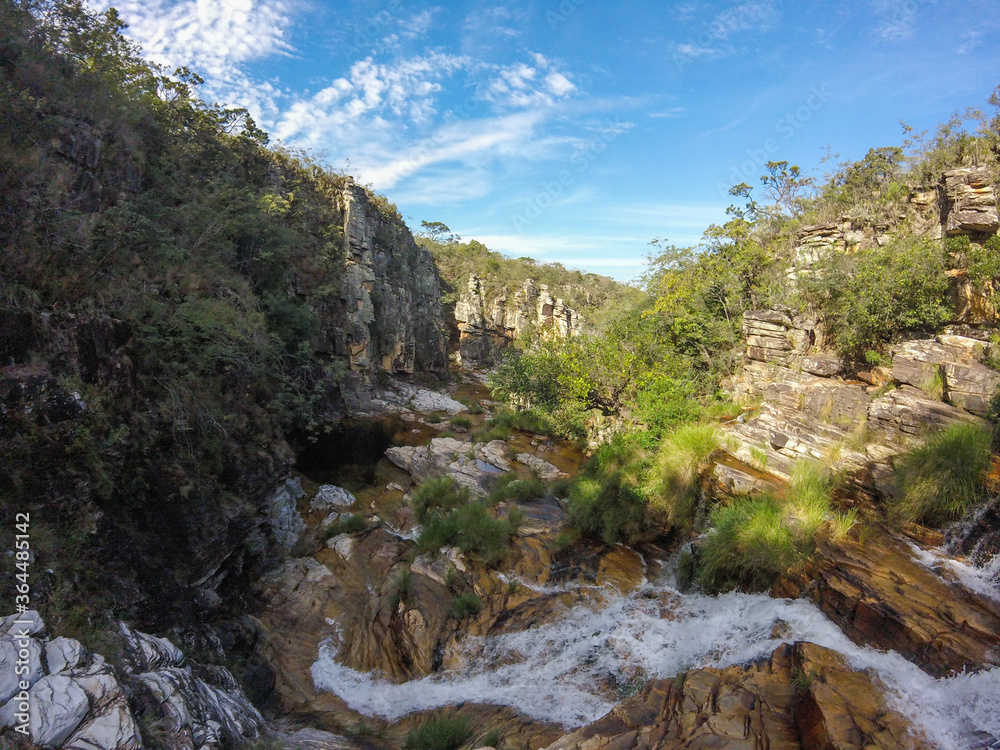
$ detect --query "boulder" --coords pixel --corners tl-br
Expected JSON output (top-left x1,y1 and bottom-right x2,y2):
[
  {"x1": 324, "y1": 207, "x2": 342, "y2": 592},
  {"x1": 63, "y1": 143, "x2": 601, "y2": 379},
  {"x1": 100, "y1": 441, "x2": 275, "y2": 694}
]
[
  {"x1": 28, "y1": 675, "x2": 90, "y2": 748},
  {"x1": 311, "y1": 485, "x2": 356, "y2": 511},
  {"x1": 515, "y1": 453, "x2": 568, "y2": 482},
  {"x1": 266, "y1": 478, "x2": 306, "y2": 553}
]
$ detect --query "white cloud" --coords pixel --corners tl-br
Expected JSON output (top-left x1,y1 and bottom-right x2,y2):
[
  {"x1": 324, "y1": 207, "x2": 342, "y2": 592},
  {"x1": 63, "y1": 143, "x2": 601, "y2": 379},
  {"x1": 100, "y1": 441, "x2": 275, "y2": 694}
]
[
  {"x1": 871, "y1": 0, "x2": 930, "y2": 41},
  {"x1": 648, "y1": 108, "x2": 685, "y2": 119},
  {"x1": 957, "y1": 30, "x2": 982, "y2": 54}
]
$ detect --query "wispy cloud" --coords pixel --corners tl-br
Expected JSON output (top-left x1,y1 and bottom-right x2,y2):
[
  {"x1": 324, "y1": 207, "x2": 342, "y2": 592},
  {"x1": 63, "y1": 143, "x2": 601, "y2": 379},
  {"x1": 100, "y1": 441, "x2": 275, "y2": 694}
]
[
  {"x1": 871, "y1": 0, "x2": 930, "y2": 41},
  {"x1": 957, "y1": 30, "x2": 982, "y2": 54},
  {"x1": 672, "y1": 1, "x2": 778, "y2": 64},
  {"x1": 648, "y1": 108, "x2": 685, "y2": 119}
]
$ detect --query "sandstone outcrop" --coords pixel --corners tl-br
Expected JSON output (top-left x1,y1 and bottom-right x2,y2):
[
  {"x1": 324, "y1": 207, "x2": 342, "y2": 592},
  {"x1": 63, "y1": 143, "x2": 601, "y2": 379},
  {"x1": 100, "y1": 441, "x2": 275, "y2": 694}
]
[
  {"x1": 545, "y1": 642, "x2": 928, "y2": 750},
  {"x1": 941, "y1": 166, "x2": 999, "y2": 236},
  {"x1": 774, "y1": 528, "x2": 1000, "y2": 677},
  {"x1": 454, "y1": 275, "x2": 582, "y2": 368},
  {"x1": 329, "y1": 184, "x2": 448, "y2": 375}
]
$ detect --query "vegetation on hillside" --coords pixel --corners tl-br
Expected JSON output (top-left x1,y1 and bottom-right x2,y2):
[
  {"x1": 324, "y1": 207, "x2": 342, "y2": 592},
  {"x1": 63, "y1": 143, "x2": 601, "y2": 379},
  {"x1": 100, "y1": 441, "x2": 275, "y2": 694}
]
[
  {"x1": 489, "y1": 85, "x2": 1000, "y2": 592},
  {"x1": 0, "y1": 0, "x2": 416, "y2": 630}
]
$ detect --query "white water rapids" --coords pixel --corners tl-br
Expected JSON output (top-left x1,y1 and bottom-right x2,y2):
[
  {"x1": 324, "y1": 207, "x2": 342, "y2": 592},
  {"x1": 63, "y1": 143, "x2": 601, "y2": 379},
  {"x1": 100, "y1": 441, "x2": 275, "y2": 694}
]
[{"x1": 312, "y1": 569, "x2": 1000, "y2": 748}]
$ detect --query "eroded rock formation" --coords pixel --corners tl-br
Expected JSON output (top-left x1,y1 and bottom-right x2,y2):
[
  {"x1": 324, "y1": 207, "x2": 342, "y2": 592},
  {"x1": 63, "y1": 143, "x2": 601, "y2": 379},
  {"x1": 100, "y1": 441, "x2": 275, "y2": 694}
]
[{"x1": 454, "y1": 275, "x2": 582, "y2": 368}]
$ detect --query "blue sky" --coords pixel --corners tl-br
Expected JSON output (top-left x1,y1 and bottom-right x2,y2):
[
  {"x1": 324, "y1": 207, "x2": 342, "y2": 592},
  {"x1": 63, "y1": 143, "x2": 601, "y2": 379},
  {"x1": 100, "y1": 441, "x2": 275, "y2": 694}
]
[{"x1": 89, "y1": 0, "x2": 999, "y2": 281}]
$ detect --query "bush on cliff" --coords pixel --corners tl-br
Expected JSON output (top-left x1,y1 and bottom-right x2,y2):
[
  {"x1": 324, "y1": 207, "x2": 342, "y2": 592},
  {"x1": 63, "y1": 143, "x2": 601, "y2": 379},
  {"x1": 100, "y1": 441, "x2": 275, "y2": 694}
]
[
  {"x1": 799, "y1": 236, "x2": 951, "y2": 361},
  {"x1": 645, "y1": 424, "x2": 721, "y2": 531}
]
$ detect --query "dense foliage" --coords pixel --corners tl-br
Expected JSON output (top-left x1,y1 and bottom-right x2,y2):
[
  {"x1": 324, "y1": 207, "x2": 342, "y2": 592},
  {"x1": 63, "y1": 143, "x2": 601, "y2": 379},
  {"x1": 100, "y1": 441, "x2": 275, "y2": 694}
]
[{"x1": 0, "y1": 0, "x2": 406, "y2": 631}]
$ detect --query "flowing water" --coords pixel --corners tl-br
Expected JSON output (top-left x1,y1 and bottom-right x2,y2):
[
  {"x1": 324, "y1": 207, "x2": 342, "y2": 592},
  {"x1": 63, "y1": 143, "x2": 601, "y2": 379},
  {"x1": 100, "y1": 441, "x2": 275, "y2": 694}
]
[{"x1": 312, "y1": 566, "x2": 1000, "y2": 748}]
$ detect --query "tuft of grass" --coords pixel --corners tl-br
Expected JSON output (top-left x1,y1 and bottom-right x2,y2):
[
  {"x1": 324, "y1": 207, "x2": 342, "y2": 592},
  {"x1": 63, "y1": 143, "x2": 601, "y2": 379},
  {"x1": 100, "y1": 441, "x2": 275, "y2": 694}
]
[
  {"x1": 412, "y1": 477, "x2": 516, "y2": 566},
  {"x1": 322, "y1": 513, "x2": 368, "y2": 540},
  {"x1": 474, "y1": 408, "x2": 552, "y2": 442},
  {"x1": 695, "y1": 460, "x2": 854, "y2": 593},
  {"x1": 487, "y1": 473, "x2": 546, "y2": 505},
  {"x1": 451, "y1": 415, "x2": 473, "y2": 429},
  {"x1": 450, "y1": 592, "x2": 483, "y2": 619},
  {"x1": 404, "y1": 717, "x2": 472, "y2": 750},
  {"x1": 645, "y1": 424, "x2": 721, "y2": 531},
  {"x1": 427, "y1": 412, "x2": 444, "y2": 424},
  {"x1": 696, "y1": 494, "x2": 799, "y2": 593},
  {"x1": 567, "y1": 436, "x2": 650, "y2": 546},
  {"x1": 892, "y1": 422, "x2": 993, "y2": 526},
  {"x1": 479, "y1": 729, "x2": 503, "y2": 749}
]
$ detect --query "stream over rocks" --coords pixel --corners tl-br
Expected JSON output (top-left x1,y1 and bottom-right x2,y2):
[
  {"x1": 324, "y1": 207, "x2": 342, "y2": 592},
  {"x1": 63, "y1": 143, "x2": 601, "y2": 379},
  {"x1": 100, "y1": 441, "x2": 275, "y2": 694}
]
[{"x1": 311, "y1": 567, "x2": 1000, "y2": 748}]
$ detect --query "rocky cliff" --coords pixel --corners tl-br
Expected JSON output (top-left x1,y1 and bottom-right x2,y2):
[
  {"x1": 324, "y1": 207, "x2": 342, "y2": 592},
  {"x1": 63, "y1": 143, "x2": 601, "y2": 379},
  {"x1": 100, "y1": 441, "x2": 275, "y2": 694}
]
[
  {"x1": 453, "y1": 275, "x2": 583, "y2": 367},
  {"x1": 331, "y1": 184, "x2": 447, "y2": 376}
]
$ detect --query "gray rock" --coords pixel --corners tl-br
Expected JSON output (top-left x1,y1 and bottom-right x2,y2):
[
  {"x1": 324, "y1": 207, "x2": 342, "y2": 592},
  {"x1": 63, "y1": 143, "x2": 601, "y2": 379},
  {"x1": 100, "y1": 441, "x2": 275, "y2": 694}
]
[
  {"x1": 45, "y1": 637, "x2": 87, "y2": 675},
  {"x1": 0, "y1": 633, "x2": 44, "y2": 703},
  {"x1": 800, "y1": 354, "x2": 844, "y2": 377},
  {"x1": 118, "y1": 622, "x2": 185, "y2": 673},
  {"x1": 29, "y1": 675, "x2": 90, "y2": 747},
  {"x1": 514, "y1": 453, "x2": 568, "y2": 482},
  {"x1": 64, "y1": 701, "x2": 141, "y2": 750},
  {"x1": 0, "y1": 610, "x2": 45, "y2": 638},
  {"x1": 266, "y1": 477, "x2": 306, "y2": 553},
  {"x1": 311, "y1": 485, "x2": 356, "y2": 511}
]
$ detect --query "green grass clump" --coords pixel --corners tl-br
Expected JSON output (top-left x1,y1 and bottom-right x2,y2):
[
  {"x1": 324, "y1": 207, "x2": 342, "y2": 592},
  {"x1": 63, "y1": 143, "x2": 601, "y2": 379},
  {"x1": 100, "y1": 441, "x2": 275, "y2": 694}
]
[
  {"x1": 695, "y1": 460, "x2": 855, "y2": 593},
  {"x1": 645, "y1": 424, "x2": 721, "y2": 530},
  {"x1": 567, "y1": 435, "x2": 650, "y2": 545},
  {"x1": 450, "y1": 592, "x2": 483, "y2": 619},
  {"x1": 696, "y1": 494, "x2": 799, "y2": 592},
  {"x1": 892, "y1": 422, "x2": 993, "y2": 526},
  {"x1": 451, "y1": 415, "x2": 473, "y2": 429},
  {"x1": 322, "y1": 513, "x2": 368, "y2": 539},
  {"x1": 411, "y1": 477, "x2": 517, "y2": 566},
  {"x1": 410, "y1": 477, "x2": 472, "y2": 523},
  {"x1": 404, "y1": 717, "x2": 472, "y2": 750},
  {"x1": 487, "y1": 473, "x2": 546, "y2": 504}
]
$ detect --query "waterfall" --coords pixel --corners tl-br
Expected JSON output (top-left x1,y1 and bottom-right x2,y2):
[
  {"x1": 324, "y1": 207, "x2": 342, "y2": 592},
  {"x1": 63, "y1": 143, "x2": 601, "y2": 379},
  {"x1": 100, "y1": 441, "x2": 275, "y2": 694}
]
[{"x1": 312, "y1": 570, "x2": 1000, "y2": 747}]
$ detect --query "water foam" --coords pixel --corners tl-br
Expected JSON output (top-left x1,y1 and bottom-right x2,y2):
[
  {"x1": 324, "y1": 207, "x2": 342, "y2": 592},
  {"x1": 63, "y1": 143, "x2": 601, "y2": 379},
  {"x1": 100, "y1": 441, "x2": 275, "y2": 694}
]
[
  {"x1": 312, "y1": 575, "x2": 1000, "y2": 746},
  {"x1": 906, "y1": 540, "x2": 1000, "y2": 604}
]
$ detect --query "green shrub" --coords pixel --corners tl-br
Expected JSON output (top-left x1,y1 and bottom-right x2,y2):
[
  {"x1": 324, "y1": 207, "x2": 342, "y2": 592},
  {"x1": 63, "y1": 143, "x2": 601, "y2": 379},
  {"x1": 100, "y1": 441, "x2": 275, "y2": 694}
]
[
  {"x1": 631, "y1": 373, "x2": 702, "y2": 445},
  {"x1": 404, "y1": 717, "x2": 472, "y2": 750},
  {"x1": 800, "y1": 236, "x2": 951, "y2": 361},
  {"x1": 410, "y1": 477, "x2": 472, "y2": 524},
  {"x1": 450, "y1": 593, "x2": 483, "y2": 619},
  {"x1": 487, "y1": 473, "x2": 546, "y2": 504},
  {"x1": 322, "y1": 513, "x2": 368, "y2": 539},
  {"x1": 696, "y1": 494, "x2": 799, "y2": 592},
  {"x1": 451, "y1": 415, "x2": 473, "y2": 429},
  {"x1": 646, "y1": 424, "x2": 721, "y2": 530},
  {"x1": 412, "y1": 478, "x2": 514, "y2": 566},
  {"x1": 963, "y1": 234, "x2": 1000, "y2": 296},
  {"x1": 695, "y1": 460, "x2": 854, "y2": 593},
  {"x1": 567, "y1": 436, "x2": 650, "y2": 545},
  {"x1": 892, "y1": 422, "x2": 993, "y2": 525}
]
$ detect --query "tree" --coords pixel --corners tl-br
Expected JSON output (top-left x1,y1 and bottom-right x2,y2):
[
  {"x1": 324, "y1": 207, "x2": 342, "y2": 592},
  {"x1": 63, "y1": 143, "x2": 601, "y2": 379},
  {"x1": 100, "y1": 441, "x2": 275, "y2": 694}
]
[{"x1": 419, "y1": 220, "x2": 459, "y2": 243}]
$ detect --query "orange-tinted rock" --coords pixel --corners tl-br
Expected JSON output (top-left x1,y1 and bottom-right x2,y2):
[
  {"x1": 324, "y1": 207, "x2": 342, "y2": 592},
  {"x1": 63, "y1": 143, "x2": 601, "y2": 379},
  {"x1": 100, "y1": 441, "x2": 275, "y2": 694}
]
[
  {"x1": 775, "y1": 528, "x2": 1000, "y2": 676},
  {"x1": 544, "y1": 643, "x2": 928, "y2": 750}
]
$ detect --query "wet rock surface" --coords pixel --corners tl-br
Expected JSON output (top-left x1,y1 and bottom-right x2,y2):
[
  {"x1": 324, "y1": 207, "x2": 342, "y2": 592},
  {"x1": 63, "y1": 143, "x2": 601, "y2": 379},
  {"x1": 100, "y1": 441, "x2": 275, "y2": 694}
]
[
  {"x1": 545, "y1": 642, "x2": 927, "y2": 750},
  {"x1": 774, "y1": 528, "x2": 1000, "y2": 677}
]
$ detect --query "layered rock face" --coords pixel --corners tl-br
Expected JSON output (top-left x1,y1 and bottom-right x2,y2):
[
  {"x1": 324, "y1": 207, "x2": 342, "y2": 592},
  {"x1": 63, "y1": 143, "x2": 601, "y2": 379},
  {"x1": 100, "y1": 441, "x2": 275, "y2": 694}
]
[
  {"x1": 545, "y1": 642, "x2": 928, "y2": 750},
  {"x1": 454, "y1": 275, "x2": 582, "y2": 367},
  {"x1": 329, "y1": 185, "x2": 447, "y2": 374},
  {"x1": 724, "y1": 311, "x2": 992, "y2": 489},
  {"x1": 787, "y1": 165, "x2": 998, "y2": 279},
  {"x1": 942, "y1": 166, "x2": 1000, "y2": 236}
]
